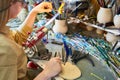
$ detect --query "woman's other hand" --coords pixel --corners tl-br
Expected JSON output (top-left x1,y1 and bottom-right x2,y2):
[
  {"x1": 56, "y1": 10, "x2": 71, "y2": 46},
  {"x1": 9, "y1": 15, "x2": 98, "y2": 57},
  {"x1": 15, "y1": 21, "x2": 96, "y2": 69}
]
[
  {"x1": 32, "y1": 2, "x2": 52, "y2": 13},
  {"x1": 34, "y1": 57, "x2": 62, "y2": 80},
  {"x1": 44, "y1": 57, "x2": 62, "y2": 77}
]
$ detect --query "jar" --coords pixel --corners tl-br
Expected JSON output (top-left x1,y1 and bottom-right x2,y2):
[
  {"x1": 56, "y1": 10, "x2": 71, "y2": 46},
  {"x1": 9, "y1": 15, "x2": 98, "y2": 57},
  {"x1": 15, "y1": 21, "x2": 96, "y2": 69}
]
[
  {"x1": 97, "y1": 7, "x2": 113, "y2": 24},
  {"x1": 52, "y1": 19, "x2": 68, "y2": 34}
]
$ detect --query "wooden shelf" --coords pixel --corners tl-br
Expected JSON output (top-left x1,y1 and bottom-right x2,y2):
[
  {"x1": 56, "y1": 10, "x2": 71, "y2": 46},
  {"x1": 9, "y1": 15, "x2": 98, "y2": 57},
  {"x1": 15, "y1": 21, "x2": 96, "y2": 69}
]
[{"x1": 80, "y1": 21, "x2": 120, "y2": 36}]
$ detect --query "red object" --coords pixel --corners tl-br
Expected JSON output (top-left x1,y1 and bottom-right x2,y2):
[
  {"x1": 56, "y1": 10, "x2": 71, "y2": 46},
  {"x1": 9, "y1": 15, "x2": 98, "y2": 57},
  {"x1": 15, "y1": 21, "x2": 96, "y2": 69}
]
[
  {"x1": 27, "y1": 61, "x2": 39, "y2": 69},
  {"x1": 34, "y1": 25, "x2": 37, "y2": 28},
  {"x1": 26, "y1": 31, "x2": 45, "y2": 48},
  {"x1": 25, "y1": 26, "x2": 46, "y2": 48},
  {"x1": 36, "y1": 26, "x2": 45, "y2": 33},
  {"x1": 22, "y1": 42, "x2": 26, "y2": 46},
  {"x1": 27, "y1": 32, "x2": 31, "y2": 35}
]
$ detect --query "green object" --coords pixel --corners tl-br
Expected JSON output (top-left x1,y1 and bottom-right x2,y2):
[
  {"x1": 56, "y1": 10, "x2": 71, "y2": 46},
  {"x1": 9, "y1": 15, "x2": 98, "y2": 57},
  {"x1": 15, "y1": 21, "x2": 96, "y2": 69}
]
[{"x1": 90, "y1": 73, "x2": 103, "y2": 80}]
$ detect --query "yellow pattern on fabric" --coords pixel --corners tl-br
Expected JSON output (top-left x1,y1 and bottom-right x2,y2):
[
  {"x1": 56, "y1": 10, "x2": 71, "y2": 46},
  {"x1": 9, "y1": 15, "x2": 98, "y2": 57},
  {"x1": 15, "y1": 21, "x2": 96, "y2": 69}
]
[{"x1": 10, "y1": 25, "x2": 33, "y2": 45}]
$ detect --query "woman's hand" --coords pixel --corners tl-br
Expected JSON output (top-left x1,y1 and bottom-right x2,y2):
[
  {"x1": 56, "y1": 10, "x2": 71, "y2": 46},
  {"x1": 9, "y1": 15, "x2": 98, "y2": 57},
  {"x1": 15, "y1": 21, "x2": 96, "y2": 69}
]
[
  {"x1": 43, "y1": 57, "x2": 62, "y2": 78},
  {"x1": 34, "y1": 57, "x2": 62, "y2": 80},
  {"x1": 32, "y1": 2, "x2": 52, "y2": 13}
]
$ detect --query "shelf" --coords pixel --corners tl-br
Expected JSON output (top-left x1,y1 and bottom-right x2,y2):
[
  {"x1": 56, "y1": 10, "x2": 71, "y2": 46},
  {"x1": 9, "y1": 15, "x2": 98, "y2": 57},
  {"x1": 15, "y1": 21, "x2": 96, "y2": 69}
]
[{"x1": 80, "y1": 21, "x2": 120, "y2": 36}]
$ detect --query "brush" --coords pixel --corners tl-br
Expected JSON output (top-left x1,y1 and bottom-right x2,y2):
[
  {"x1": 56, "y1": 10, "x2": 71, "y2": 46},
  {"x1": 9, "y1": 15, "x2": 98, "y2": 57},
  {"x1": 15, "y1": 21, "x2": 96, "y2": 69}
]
[{"x1": 108, "y1": 0, "x2": 116, "y2": 8}]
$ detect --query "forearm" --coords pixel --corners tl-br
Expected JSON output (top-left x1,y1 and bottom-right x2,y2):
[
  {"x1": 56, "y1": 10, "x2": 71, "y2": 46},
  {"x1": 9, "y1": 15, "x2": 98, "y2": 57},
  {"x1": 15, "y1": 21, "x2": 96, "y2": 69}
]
[
  {"x1": 15, "y1": 10, "x2": 37, "y2": 44},
  {"x1": 21, "y1": 1, "x2": 52, "y2": 28},
  {"x1": 20, "y1": 10, "x2": 37, "y2": 29},
  {"x1": 34, "y1": 70, "x2": 50, "y2": 80}
]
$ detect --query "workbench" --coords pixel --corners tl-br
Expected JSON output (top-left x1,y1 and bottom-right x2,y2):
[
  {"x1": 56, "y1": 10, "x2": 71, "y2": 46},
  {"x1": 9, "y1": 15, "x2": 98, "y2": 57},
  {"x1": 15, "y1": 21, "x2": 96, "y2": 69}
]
[{"x1": 33, "y1": 43, "x2": 117, "y2": 80}]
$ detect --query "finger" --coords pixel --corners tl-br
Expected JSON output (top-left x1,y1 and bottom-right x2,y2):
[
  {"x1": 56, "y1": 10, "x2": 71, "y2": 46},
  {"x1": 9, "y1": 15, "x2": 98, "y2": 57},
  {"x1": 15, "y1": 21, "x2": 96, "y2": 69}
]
[
  {"x1": 41, "y1": 2, "x2": 52, "y2": 8},
  {"x1": 50, "y1": 57, "x2": 61, "y2": 62},
  {"x1": 55, "y1": 59, "x2": 61, "y2": 64},
  {"x1": 51, "y1": 57, "x2": 61, "y2": 61},
  {"x1": 55, "y1": 58, "x2": 62, "y2": 64},
  {"x1": 54, "y1": 57, "x2": 62, "y2": 60},
  {"x1": 44, "y1": 5, "x2": 52, "y2": 10},
  {"x1": 45, "y1": 9, "x2": 52, "y2": 12}
]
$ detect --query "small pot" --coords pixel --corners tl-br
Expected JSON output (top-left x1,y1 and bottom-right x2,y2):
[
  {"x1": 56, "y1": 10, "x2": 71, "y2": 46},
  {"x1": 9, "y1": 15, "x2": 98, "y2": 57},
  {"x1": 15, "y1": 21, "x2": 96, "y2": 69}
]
[
  {"x1": 97, "y1": 7, "x2": 113, "y2": 24},
  {"x1": 53, "y1": 19, "x2": 68, "y2": 34}
]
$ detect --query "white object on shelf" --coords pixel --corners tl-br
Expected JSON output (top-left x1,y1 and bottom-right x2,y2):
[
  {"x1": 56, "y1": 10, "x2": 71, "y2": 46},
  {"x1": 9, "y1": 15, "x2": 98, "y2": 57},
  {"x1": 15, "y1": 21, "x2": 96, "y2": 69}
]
[
  {"x1": 113, "y1": 15, "x2": 120, "y2": 28},
  {"x1": 105, "y1": 33, "x2": 120, "y2": 43}
]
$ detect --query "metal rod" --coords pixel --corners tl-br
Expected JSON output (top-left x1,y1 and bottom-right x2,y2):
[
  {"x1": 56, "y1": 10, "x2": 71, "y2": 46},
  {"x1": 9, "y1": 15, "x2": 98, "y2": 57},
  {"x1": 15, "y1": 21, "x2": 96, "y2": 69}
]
[
  {"x1": 44, "y1": 13, "x2": 60, "y2": 27},
  {"x1": 70, "y1": 3, "x2": 82, "y2": 14}
]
